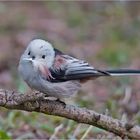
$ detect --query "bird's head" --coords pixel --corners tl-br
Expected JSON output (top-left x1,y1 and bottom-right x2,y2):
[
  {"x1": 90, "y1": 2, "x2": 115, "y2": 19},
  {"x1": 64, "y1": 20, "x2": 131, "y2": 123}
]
[{"x1": 21, "y1": 39, "x2": 55, "y2": 68}]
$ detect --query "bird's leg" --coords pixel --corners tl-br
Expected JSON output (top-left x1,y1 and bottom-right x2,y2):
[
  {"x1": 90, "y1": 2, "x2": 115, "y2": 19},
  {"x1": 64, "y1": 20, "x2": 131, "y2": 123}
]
[
  {"x1": 44, "y1": 96, "x2": 56, "y2": 100},
  {"x1": 43, "y1": 96, "x2": 66, "y2": 107}
]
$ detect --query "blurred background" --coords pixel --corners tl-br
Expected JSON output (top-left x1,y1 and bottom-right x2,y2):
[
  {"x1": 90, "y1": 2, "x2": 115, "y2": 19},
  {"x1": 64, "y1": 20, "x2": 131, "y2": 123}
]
[{"x1": 0, "y1": 1, "x2": 140, "y2": 139}]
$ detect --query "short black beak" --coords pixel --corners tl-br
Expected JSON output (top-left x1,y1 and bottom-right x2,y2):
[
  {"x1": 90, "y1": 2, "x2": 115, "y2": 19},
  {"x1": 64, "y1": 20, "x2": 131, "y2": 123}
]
[{"x1": 23, "y1": 58, "x2": 33, "y2": 63}]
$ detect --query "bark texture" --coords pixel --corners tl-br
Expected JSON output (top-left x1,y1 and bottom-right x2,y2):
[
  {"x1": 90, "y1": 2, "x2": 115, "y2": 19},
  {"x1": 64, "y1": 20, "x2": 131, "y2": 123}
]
[{"x1": 0, "y1": 89, "x2": 140, "y2": 139}]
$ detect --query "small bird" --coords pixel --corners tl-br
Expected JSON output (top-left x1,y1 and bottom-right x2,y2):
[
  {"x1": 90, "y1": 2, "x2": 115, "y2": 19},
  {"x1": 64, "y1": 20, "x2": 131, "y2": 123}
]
[{"x1": 18, "y1": 39, "x2": 140, "y2": 100}]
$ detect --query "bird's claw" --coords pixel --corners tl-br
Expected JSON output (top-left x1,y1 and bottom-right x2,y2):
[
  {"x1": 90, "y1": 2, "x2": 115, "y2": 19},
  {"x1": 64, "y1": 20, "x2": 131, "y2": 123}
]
[{"x1": 56, "y1": 98, "x2": 66, "y2": 107}]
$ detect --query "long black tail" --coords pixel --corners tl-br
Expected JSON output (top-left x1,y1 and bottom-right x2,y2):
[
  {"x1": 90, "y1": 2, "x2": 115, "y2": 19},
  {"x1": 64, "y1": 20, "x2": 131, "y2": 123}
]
[
  {"x1": 64, "y1": 69, "x2": 140, "y2": 81},
  {"x1": 105, "y1": 69, "x2": 140, "y2": 76}
]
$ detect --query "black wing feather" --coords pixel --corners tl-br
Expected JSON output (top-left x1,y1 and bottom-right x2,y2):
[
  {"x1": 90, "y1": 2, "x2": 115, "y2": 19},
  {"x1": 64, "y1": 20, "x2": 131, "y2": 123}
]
[{"x1": 48, "y1": 58, "x2": 110, "y2": 83}]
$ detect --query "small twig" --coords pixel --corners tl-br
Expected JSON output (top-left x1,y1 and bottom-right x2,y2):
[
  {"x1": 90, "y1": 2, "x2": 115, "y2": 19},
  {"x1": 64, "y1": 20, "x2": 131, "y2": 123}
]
[
  {"x1": 72, "y1": 124, "x2": 82, "y2": 138},
  {"x1": 49, "y1": 124, "x2": 64, "y2": 140},
  {"x1": 80, "y1": 125, "x2": 93, "y2": 140},
  {"x1": 121, "y1": 86, "x2": 132, "y2": 105}
]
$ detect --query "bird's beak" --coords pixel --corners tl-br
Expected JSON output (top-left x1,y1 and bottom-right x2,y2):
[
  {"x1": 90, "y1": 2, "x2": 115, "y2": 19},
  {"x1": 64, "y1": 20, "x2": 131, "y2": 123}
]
[
  {"x1": 22, "y1": 58, "x2": 43, "y2": 71},
  {"x1": 23, "y1": 58, "x2": 40, "y2": 68},
  {"x1": 23, "y1": 58, "x2": 33, "y2": 63}
]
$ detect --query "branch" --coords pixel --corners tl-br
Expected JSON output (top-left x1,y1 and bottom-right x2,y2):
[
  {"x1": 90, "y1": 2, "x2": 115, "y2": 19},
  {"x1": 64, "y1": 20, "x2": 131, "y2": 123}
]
[{"x1": 0, "y1": 89, "x2": 140, "y2": 139}]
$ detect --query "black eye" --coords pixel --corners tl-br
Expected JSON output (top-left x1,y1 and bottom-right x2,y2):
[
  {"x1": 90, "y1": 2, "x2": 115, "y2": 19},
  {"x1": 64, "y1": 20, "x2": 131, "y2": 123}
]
[
  {"x1": 28, "y1": 51, "x2": 31, "y2": 55},
  {"x1": 42, "y1": 55, "x2": 46, "y2": 59},
  {"x1": 32, "y1": 56, "x2": 35, "y2": 60}
]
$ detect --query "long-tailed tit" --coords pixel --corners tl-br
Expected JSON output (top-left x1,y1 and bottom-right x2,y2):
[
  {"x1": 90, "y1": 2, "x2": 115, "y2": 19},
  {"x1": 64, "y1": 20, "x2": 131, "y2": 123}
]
[{"x1": 18, "y1": 39, "x2": 140, "y2": 99}]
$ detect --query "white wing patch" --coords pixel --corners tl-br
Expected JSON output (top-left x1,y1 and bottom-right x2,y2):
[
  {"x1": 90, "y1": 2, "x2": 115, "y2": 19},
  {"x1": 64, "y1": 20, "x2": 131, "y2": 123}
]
[{"x1": 62, "y1": 55, "x2": 98, "y2": 75}]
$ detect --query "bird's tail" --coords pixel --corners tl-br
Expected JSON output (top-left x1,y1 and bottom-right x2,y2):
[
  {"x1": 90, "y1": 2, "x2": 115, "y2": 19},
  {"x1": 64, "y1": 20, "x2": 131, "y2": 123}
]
[
  {"x1": 104, "y1": 69, "x2": 140, "y2": 76},
  {"x1": 65, "y1": 68, "x2": 140, "y2": 81}
]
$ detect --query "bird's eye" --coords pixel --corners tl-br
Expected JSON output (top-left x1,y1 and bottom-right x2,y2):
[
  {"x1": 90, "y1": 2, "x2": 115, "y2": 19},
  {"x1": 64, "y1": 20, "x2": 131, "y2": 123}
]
[
  {"x1": 42, "y1": 55, "x2": 46, "y2": 59},
  {"x1": 32, "y1": 56, "x2": 35, "y2": 60},
  {"x1": 28, "y1": 51, "x2": 31, "y2": 55}
]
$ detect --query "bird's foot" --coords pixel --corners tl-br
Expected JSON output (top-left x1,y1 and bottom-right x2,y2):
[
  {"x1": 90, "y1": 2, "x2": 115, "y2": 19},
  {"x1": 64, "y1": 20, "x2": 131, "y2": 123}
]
[
  {"x1": 43, "y1": 96, "x2": 56, "y2": 100},
  {"x1": 56, "y1": 98, "x2": 66, "y2": 107},
  {"x1": 43, "y1": 96, "x2": 66, "y2": 107}
]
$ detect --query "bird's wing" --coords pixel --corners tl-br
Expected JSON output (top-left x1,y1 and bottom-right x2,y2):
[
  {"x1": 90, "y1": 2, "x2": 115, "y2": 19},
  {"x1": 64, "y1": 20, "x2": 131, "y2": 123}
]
[{"x1": 46, "y1": 55, "x2": 110, "y2": 82}]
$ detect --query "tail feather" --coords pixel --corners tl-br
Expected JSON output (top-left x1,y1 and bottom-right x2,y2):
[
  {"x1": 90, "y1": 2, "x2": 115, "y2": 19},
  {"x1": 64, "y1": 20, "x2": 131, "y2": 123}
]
[
  {"x1": 65, "y1": 69, "x2": 140, "y2": 81},
  {"x1": 106, "y1": 69, "x2": 140, "y2": 76}
]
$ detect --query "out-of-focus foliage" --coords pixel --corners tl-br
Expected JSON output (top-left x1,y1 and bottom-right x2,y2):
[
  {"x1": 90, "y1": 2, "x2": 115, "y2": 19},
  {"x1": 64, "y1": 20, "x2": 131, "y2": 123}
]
[{"x1": 0, "y1": 1, "x2": 140, "y2": 139}]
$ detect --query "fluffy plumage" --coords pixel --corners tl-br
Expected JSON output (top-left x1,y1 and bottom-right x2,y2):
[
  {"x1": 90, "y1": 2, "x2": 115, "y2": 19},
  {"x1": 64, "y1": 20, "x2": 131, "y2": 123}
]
[{"x1": 18, "y1": 39, "x2": 140, "y2": 99}]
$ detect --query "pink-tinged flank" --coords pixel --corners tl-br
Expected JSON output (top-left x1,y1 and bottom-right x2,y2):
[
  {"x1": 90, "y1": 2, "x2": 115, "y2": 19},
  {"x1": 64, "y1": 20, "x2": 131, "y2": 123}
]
[
  {"x1": 53, "y1": 55, "x2": 66, "y2": 70},
  {"x1": 39, "y1": 64, "x2": 54, "y2": 80}
]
